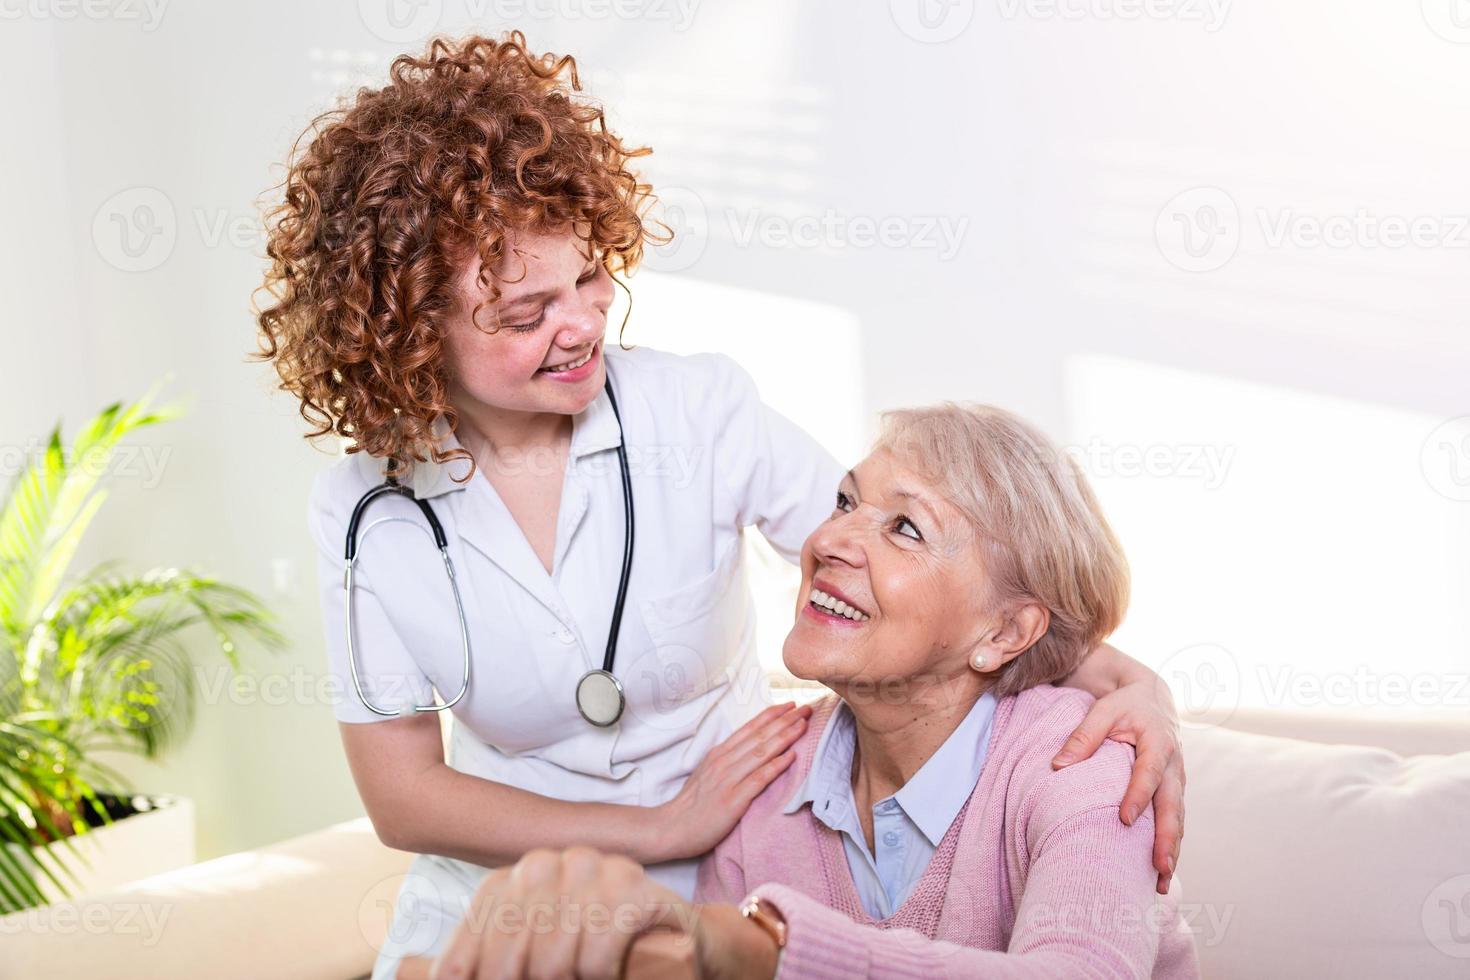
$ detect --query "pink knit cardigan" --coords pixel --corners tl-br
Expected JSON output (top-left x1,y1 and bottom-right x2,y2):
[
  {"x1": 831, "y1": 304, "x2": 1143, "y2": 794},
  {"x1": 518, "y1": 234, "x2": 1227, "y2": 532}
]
[{"x1": 694, "y1": 684, "x2": 1201, "y2": 978}]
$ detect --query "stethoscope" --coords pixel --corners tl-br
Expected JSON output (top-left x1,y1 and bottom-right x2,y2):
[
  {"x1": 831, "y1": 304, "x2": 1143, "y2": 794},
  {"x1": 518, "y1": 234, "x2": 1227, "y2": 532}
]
[{"x1": 341, "y1": 372, "x2": 636, "y2": 727}]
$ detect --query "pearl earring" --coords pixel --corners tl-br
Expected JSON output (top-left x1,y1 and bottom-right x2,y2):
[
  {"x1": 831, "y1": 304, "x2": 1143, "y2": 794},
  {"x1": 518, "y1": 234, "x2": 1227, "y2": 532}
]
[{"x1": 970, "y1": 653, "x2": 988, "y2": 672}]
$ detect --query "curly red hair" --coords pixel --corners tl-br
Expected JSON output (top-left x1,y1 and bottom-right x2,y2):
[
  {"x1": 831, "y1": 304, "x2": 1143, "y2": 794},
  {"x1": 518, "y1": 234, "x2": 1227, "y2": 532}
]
[{"x1": 251, "y1": 30, "x2": 656, "y2": 478}]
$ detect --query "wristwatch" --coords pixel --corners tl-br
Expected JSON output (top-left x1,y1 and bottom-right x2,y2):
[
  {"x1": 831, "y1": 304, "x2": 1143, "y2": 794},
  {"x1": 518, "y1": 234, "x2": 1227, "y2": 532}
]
[{"x1": 739, "y1": 894, "x2": 788, "y2": 963}]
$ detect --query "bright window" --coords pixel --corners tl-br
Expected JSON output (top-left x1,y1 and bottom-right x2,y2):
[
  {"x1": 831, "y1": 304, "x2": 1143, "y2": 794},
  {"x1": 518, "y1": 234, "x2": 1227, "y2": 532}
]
[
  {"x1": 609, "y1": 272, "x2": 867, "y2": 682},
  {"x1": 1067, "y1": 354, "x2": 1470, "y2": 718}
]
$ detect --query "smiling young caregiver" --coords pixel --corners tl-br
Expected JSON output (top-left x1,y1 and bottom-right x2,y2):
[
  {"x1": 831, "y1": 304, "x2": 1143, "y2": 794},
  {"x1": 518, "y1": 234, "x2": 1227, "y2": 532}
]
[{"x1": 253, "y1": 31, "x2": 1186, "y2": 978}]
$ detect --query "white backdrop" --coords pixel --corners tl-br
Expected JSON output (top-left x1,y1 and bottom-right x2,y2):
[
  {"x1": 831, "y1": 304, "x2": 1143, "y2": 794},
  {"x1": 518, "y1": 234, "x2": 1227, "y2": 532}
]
[{"x1": 2, "y1": 0, "x2": 1467, "y2": 859}]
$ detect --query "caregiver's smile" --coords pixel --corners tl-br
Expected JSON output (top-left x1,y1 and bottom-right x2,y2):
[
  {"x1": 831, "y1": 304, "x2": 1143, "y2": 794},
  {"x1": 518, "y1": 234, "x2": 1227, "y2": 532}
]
[
  {"x1": 443, "y1": 227, "x2": 616, "y2": 419},
  {"x1": 536, "y1": 337, "x2": 602, "y2": 382}
]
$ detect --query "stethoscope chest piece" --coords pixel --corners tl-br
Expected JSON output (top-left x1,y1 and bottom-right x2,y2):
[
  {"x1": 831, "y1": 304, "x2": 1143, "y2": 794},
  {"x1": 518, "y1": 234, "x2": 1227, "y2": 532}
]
[{"x1": 575, "y1": 669, "x2": 625, "y2": 727}]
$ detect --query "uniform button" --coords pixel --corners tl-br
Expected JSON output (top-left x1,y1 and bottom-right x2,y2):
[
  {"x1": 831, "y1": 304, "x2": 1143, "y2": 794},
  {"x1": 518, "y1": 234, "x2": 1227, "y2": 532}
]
[
  {"x1": 554, "y1": 628, "x2": 575, "y2": 644},
  {"x1": 882, "y1": 831, "x2": 900, "y2": 847}
]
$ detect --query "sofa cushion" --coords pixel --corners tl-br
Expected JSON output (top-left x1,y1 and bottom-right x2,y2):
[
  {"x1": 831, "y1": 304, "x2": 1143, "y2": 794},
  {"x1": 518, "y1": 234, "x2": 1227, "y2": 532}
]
[
  {"x1": 1178, "y1": 723, "x2": 1470, "y2": 978},
  {"x1": 0, "y1": 817, "x2": 413, "y2": 980}
]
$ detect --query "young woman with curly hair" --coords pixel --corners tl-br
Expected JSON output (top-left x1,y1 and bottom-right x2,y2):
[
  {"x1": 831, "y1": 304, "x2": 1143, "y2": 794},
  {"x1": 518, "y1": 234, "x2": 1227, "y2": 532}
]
[{"x1": 252, "y1": 31, "x2": 1186, "y2": 978}]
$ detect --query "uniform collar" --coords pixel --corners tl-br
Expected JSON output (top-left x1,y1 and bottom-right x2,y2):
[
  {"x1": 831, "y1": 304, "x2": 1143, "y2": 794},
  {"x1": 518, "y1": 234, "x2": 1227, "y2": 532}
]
[
  {"x1": 568, "y1": 377, "x2": 624, "y2": 460},
  {"x1": 403, "y1": 415, "x2": 473, "y2": 500},
  {"x1": 404, "y1": 382, "x2": 624, "y2": 500}
]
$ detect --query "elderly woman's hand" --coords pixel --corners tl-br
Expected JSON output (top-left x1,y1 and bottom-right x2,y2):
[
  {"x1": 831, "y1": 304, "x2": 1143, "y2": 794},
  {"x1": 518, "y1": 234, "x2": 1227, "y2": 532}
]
[
  {"x1": 421, "y1": 847, "x2": 778, "y2": 980},
  {"x1": 1054, "y1": 643, "x2": 1185, "y2": 895}
]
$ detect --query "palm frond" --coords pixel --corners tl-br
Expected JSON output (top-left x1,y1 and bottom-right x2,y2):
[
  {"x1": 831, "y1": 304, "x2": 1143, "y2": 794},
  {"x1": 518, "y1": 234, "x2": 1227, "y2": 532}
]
[
  {"x1": 0, "y1": 719, "x2": 105, "y2": 911},
  {"x1": 0, "y1": 388, "x2": 281, "y2": 913},
  {"x1": 0, "y1": 386, "x2": 182, "y2": 636},
  {"x1": 40, "y1": 569, "x2": 286, "y2": 756}
]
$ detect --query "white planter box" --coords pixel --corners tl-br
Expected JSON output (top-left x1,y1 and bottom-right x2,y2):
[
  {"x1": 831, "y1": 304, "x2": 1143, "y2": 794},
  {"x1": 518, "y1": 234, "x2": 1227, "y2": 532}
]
[{"x1": 21, "y1": 795, "x2": 195, "y2": 904}]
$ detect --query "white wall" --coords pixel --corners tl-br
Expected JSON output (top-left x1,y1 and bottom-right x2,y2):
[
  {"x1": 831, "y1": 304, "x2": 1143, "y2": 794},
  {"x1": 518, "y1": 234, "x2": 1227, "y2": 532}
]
[{"x1": 2, "y1": 0, "x2": 1467, "y2": 859}]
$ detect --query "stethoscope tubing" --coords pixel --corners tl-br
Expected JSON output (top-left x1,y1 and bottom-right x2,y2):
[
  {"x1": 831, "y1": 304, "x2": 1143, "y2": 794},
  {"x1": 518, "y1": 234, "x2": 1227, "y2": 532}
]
[
  {"x1": 341, "y1": 368, "x2": 633, "y2": 720},
  {"x1": 600, "y1": 376, "x2": 634, "y2": 677}
]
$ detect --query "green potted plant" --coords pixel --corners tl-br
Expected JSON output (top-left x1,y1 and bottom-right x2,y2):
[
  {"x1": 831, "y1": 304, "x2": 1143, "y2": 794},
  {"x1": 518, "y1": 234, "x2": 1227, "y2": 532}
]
[{"x1": 0, "y1": 390, "x2": 284, "y2": 913}]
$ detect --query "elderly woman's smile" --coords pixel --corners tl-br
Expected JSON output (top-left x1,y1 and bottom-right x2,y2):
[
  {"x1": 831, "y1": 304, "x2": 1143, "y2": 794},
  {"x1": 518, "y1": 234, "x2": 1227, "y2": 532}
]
[
  {"x1": 805, "y1": 581, "x2": 870, "y2": 623},
  {"x1": 784, "y1": 446, "x2": 1007, "y2": 697}
]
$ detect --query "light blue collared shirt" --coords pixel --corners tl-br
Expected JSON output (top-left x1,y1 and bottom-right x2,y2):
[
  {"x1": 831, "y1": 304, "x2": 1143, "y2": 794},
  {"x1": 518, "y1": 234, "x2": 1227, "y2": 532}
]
[{"x1": 782, "y1": 691, "x2": 999, "y2": 919}]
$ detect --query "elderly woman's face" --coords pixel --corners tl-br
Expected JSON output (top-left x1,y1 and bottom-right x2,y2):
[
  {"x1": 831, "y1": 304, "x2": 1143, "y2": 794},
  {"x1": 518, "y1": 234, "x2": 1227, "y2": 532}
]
[{"x1": 783, "y1": 447, "x2": 996, "y2": 692}]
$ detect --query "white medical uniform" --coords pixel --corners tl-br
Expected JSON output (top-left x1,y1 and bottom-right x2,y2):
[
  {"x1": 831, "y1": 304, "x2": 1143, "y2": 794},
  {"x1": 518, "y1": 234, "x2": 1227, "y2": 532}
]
[{"x1": 307, "y1": 346, "x2": 844, "y2": 978}]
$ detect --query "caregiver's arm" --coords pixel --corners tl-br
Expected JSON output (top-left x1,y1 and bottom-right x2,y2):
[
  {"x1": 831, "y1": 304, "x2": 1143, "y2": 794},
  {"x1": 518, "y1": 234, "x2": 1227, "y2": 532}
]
[
  {"x1": 1056, "y1": 640, "x2": 1185, "y2": 893},
  {"x1": 705, "y1": 353, "x2": 846, "y2": 565},
  {"x1": 339, "y1": 701, "x2": 810, "y2": 867}
]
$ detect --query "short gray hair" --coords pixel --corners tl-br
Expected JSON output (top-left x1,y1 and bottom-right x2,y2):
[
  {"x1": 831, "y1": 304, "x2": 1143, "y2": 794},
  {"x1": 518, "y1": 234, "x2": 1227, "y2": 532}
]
[{"x1": 874, "y1": 403, "x2": 1130, "y2": 697}]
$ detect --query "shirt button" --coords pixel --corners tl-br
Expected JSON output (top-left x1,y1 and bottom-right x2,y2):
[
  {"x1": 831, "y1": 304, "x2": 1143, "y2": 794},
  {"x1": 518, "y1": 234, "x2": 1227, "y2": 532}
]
[
  {"x1": 554, "y1": 628, "x2": 575, "y2": 644},
  {"x1": 882, "y1": 830, "x2": 900, "y2": 847}
]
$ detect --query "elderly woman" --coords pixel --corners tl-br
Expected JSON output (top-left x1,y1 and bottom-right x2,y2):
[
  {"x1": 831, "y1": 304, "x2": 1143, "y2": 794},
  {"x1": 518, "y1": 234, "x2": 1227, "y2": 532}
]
[{"x1": 411, "y1": 403, "x2": 1200, "y2": 979}]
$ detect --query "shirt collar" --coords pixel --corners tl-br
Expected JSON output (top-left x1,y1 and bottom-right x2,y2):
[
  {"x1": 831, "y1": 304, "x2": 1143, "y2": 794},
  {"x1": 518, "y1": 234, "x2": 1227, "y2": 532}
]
[
  {"x1": 782, "y1": 698, "x2": 859, "y2": 826},
  {"x1": 402, "y1": 382, "x2": 623, "y2": 501},
  {"x1": 782, "y1": 691, "x2": 1000, "y2": 847},
  {"x1": 893, "y1": 691, "x2": 999, "y2": 845}
]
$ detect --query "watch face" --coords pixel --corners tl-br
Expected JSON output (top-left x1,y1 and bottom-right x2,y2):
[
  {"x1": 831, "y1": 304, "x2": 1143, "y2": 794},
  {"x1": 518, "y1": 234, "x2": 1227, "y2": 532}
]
[{"x1": 576, "y1": 669, "x2": 625, "y2": 727}]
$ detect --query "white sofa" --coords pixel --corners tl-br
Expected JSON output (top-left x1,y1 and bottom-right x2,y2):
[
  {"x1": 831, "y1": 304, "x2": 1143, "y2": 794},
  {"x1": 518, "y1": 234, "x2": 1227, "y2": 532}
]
[{"x1": 2, "y1": 709, "x2": 1466, "y2": 979}]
